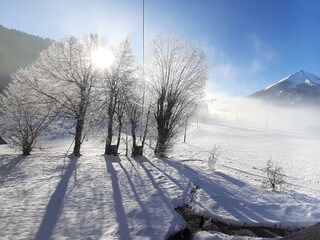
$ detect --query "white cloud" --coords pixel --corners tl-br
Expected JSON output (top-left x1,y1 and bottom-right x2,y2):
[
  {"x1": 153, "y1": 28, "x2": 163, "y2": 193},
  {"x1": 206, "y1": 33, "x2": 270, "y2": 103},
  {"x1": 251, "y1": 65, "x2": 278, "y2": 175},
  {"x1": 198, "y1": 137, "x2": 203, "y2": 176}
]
[
  {"x1": 250, "y1": 59, "x2": 264, "y2": 73},
  {"x1": 248, "y1": 33, "x2": 279, "y2": 69}
]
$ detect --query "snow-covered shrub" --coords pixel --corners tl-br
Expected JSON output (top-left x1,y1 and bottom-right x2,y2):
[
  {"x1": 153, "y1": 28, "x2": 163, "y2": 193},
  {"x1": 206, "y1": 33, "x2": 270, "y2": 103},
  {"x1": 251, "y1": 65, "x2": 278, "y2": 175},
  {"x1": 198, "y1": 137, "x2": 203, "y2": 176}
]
[
  {"x1": 208, "y1": 145, "x2": 220, "y2": 171},
  {"x1": 263, "y1": 158, "x2": 285, "y2": 190}
]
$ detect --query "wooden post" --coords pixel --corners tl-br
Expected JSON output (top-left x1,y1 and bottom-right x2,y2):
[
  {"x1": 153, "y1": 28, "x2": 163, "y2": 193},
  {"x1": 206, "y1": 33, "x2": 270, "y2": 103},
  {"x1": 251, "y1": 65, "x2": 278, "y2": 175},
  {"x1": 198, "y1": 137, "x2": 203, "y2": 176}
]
[
  {"x1": 197, "y1": 111, "x2": 199, "y2": 129},
  {"x1": 184, "y1": 114, "x2": 188, "y2": 143},
  {"x1": 266, "y1": 114, "x2": 269, "y2": 134}
]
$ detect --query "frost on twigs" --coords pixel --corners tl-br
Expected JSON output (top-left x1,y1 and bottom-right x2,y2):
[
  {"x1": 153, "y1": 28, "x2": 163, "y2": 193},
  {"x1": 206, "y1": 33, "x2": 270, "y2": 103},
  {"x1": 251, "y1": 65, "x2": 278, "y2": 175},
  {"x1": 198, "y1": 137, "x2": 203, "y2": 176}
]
[
  {"x1": 263, "y1": 158, "x2": 285, "y2": 191},
  {"x1": 208, "y1": 145, "x2": 220, "y2": 171}
]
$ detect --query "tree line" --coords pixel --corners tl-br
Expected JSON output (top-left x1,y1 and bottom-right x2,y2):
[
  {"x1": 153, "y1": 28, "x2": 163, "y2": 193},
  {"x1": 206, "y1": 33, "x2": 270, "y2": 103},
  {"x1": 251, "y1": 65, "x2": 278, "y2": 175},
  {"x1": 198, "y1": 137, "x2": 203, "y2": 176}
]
[{"x1": 0, "y1": 34, "x2": 208, "y2": 157}]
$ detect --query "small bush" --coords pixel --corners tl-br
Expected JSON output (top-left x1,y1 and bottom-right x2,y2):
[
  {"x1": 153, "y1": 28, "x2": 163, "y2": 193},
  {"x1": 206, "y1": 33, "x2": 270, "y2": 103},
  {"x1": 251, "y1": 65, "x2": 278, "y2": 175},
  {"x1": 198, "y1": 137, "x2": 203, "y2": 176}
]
[
  {"x1": 263, "y1": 158, "x2": 285, "y2": 190},
  {"x1": 208, "y1": 145, "x2": 220, "y2": 171}
]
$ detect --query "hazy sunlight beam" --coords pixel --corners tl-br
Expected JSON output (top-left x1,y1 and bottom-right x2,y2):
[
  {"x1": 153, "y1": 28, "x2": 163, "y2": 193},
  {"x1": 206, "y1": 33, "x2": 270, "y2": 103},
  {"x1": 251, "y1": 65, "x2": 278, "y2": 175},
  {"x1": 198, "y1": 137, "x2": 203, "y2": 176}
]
[{"x1": 91, "y1": 47, "x2": 115, "y2": 69}]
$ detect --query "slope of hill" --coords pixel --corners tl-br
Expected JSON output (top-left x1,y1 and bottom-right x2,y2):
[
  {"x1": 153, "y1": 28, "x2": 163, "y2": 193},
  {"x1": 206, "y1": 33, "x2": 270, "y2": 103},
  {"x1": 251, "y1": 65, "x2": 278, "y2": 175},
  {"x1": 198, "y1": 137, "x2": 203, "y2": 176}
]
[
  {"x1": 249, "y1": 70, "x2": 320, "y2": 105},
  {"x1": 0, "y1": 25, "x2": 52, "y2": 91}
]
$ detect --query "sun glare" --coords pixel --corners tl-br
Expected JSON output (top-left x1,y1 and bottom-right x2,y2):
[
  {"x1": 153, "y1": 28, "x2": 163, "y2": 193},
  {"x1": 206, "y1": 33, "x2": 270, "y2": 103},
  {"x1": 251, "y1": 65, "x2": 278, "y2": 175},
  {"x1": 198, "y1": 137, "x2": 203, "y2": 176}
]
[{"x1": 91, "y1": 47, "x2": 115, "y2": 69}]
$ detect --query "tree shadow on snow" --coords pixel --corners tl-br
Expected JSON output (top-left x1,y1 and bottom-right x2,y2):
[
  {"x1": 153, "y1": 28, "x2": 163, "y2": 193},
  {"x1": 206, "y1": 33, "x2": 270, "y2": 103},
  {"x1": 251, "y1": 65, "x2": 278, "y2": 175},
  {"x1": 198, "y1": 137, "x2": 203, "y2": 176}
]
[
  {"x1": 135, "y1": 156, "x2": 182, "y2": 210},
  {"x1": 105, "y1": 155, "x2": 131, "y2": 239},
  {"x1": 35, "y1": 155, "x2": 78, "y2": 240},
  {"x1": 0, "y1": 155, "x2": 26, "y2": 183},
  {"x1": 105, "y1": 155, "x2": 184, "y2": 238},
  {"x1": 117, "y1": 157, "x2": 154, "y2": 235},
  {"x1": 162, "y1": 158, "x2": 274, "y2": 224},
  {"x1": 133, "y1": 156, "x2": 184, "y2": 235},
  {"x1": 136, "y1": 156, "x2": 189, "y2": 191},
  {"x1": 214, "y1": 171, "x2": 246, "y2": 188},
  {"x1": 136, "y1": 156, "x2": 194, "y2": 207}
]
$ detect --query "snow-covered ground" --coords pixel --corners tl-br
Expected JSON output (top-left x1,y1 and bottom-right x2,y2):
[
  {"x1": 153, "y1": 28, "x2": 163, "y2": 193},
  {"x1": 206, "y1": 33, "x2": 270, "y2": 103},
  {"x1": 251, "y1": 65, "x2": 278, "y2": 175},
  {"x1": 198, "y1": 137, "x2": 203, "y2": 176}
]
[
  {"x1": 193, "y1": 231, "x2": 271, "y2": 240},
  {"x1": 1, "y1": 120, "x2": 320, "y2": 239},
  {"x1": 172, "y1": 122, "x2": 320, "y2": 227}
]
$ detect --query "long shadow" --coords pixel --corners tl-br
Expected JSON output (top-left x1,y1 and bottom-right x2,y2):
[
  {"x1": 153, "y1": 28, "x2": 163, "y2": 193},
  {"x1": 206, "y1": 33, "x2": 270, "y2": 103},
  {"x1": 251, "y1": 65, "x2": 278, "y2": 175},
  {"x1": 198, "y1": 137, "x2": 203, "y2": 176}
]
[
  {"x1": 126, "y1": 156, "x2": 144, "y2": 175},
  {"x1": 35, "y1": 156, "x2": 78, "y2": 240},
  {"x1": 0, "y1": 155, "x2": 26, "y2": 183},
  {"x1": 137, "y1": 156, "x2": 188, "y2": 191},
  {"x1": 135, "y1": 157, "x2": 185, "y2": 238},
  {"x1": 134, "y1": 156, "x2": 193, "y2": 205},
  {"x1": 163, "y1": 158, "x2": 271, "y2": 224},
  {"x1": 117, "y1": 160, "x2": 153, "y2": 233},
  {"x1": 135, "y1": 157, "x2": 178, "y2": 215},
  {"x1": 215, "y1": 171, "x2": 246, "y2": 188},
  {"x1": 105, "y1": 155, "x2": 131, "y2": 239}
]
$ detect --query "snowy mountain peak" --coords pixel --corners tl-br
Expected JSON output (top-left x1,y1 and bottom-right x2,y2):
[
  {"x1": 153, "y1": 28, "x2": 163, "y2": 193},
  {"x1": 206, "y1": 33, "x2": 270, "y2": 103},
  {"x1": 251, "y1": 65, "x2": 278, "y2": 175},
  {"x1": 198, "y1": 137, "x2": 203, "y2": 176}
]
[
  {"x1": 288, "y1": 70, "x2": 320, "y2": 85},
  {"x1": 264, "y1": 70, "x2": 320, "y2": 91},
  {"x1": 250, "y1": 70, "x2": 320, "y2": 105}
]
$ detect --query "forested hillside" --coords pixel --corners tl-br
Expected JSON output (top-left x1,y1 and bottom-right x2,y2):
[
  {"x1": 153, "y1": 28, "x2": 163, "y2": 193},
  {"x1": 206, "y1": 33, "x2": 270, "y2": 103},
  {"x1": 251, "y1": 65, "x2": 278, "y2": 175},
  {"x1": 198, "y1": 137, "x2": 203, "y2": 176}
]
[{"x1": 0, "y1": 25, "x2": 51, "y2": 91}]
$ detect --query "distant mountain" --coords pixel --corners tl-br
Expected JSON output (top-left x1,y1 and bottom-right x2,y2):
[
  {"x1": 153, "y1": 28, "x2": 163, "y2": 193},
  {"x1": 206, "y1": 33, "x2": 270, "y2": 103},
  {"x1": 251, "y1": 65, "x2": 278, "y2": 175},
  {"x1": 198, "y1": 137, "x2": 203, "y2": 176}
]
[
  {"x1": 0, "y1": 25, "x2": 52, "y2": 91},
  {"x1": 249, "y1": 70, "x2": 320, "y2": 105}
]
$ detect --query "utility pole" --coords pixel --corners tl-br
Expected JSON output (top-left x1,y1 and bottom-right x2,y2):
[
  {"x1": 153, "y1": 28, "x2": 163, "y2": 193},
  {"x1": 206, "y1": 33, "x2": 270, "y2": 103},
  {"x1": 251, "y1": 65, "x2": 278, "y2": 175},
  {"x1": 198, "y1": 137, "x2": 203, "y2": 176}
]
[
  {"x1": 197, "y1": 111, "x2": 199, "y2": 129},
  {"x1": 140, "y1": 0, "x2": 145, "y2": 140},
  {"x1": 184, "y1": 114, "x2": 188, "y2": 143},
  {"x1": 266, "y1": 114, "x2": 269, "y2": 134}
]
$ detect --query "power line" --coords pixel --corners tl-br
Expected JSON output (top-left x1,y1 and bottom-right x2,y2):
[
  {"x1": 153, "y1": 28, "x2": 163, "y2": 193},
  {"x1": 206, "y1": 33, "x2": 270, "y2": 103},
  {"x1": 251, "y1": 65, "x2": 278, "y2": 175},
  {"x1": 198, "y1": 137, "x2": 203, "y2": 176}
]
[
  {"x1": 143, "y1": 0, "x2": 145, "y2": 69},
  {"x1": 140, "y1": 0, "x2": 146, "y2": 140}
]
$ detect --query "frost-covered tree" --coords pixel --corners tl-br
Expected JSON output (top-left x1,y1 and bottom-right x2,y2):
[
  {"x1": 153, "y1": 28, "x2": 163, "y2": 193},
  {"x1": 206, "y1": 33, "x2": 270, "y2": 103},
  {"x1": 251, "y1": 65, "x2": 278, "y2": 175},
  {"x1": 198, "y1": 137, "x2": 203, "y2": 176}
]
[
  {"x1": 125, "y1": 78, "x2": 151, "y2": 156},
  {"x1": 101, "y1": 38, "x2": 137, "y2": 155},
  {"x1": 24, "y1": 35, "x2": 105, "y2": 156},
  {"x1": 146, "y1": 35, "x2": 208, "y2": 157},
  {"x1": 0, "y1": 70, "x2": 57, "y2": 155},
  {"x1": 114, "y1": 91, "x2": 127, "y2": 153}
]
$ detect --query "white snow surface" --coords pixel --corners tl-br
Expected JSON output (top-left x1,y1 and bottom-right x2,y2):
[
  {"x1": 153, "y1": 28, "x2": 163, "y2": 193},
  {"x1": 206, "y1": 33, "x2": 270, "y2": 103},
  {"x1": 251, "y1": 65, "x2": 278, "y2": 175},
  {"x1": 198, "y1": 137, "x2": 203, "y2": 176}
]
[
  {"x1": 1, "y1": 121, "x2": 320, "y2": 239},
  {"x1": 193, "y1": 231, "x2": 273, "y2": 240},
  {"x1": 263, "y1": 70, "x2": 320, "y2": 90}
]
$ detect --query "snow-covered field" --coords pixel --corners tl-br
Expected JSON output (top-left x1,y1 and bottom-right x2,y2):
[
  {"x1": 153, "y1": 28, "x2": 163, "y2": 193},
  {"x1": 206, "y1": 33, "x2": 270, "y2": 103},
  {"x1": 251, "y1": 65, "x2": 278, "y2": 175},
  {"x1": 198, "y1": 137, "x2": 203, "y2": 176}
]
[
  {"x1": 1, "y1": 120, "x2": 320, "y2": 239},
  {"x1": 173, "y1": 122, "x2": 320, "y2": 227}
]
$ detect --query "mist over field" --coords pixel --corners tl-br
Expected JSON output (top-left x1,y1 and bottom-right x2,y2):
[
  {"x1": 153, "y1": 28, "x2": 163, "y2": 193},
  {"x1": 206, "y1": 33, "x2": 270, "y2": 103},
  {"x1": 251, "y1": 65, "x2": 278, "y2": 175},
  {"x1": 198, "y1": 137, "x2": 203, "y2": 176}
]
[{"x1": 203, "y1": 96, "x2": 320, "y2": 135}]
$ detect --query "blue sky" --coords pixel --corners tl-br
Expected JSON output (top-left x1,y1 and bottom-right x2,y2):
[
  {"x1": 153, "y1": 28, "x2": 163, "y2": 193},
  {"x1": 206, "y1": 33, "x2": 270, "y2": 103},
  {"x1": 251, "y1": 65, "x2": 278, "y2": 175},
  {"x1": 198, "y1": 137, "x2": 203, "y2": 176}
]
[{"x1": 1, "y1": 0, "x2": 320, "y2": 96}]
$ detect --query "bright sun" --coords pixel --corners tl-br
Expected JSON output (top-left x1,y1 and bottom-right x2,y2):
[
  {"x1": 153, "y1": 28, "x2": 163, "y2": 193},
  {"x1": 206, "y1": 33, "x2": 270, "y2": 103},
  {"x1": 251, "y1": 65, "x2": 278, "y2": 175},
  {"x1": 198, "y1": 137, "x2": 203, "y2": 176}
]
[{"x1": 91, "y1": 47, "x2": 115, "y2": 69}]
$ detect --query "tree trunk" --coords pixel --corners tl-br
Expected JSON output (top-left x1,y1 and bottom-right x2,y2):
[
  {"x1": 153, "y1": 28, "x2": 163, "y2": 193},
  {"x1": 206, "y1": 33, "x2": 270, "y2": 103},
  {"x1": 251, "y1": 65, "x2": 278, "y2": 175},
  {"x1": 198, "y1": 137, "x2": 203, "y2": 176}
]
[
  {"x1": 131, "y1": 122, "x2": 137, "y2": 150},
  {"x1": 155, "y1": 133, "x2": 167, "y2": 157},
  {"x1": 116, "y1": 120, "x2": 122, "y2": 154},
  {"x1": 22, "y1": 143, "x2": 32, "y2": 155},
  {"x1": 105, "y1": 117, "x2": 113, "y2": 154},
  {"x1": 154, "y1": 91, "x2": 171, "y2": 157},
  {"x1": 131, "y1": 124, "x2": 141, "y2": 156},
  {"x1": 73, "y1": 90, "x2": 86, "y2": 157},
  {"x1": 125, "y1": 131, "x2": 128, "y2": 156},
  {"x1": 131, "y1": 110, "x2": 143, "y2": 156},
  {"x1": 132, "y1": 146, "x2": 143, "y2": 156},
  {"x1": 154, "y1": 94, "x2": 175, "y2": 157},
  {"x1": 73, "y1": 117, "x2": 84, "y2": 156},
  {"x1": 133, "y1": 106, "x2": 151, "y2": 157},
  {"x1": 105, "y1": 93, "x2": 115, "y2": 155},
  {"x1": 155, "y1": 113, "x2": 168, "y2": 157},
  {"x1": 140, "y1": 106, "x2": 151, "y2": 155}
]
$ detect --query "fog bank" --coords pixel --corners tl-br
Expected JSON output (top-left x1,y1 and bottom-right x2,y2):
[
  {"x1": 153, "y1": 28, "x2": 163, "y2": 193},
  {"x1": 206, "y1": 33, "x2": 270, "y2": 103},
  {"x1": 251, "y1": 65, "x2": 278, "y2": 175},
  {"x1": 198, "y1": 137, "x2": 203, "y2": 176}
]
[{"x1": 200, "y1": 96, "x2": 320, "y2": 135}]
